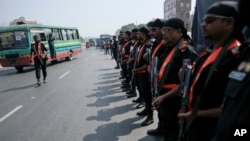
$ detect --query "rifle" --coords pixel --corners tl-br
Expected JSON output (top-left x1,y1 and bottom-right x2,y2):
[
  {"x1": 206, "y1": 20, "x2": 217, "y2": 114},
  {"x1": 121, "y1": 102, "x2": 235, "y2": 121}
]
[
  {"x1": 146, "y1": 48, "x2": 151, "y2": 64},
  {"x1": 152, "y1": 56, "x2": 159, "y2": 98},
  {"x1": 33, "y1": 44, "x2": 46, "y2": 66},
  {"x1": 177, "y1": 59, "x2": 192, "y2": 141},
  {"x1": 130, "y1": 46, "x2": 139, "y2": 85}
]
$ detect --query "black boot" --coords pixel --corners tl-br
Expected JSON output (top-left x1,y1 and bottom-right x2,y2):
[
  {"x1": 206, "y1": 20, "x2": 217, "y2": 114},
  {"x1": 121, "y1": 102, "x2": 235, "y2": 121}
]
[
  {"x1": 147, "y1": 125, "x2": 164, "y2": 136},
  {"x1": 136, "y1": 108, "x2": 148, "y2": 116},
  {"x1": 141, "y1": 113, "x2": 153, "y2": 126}
]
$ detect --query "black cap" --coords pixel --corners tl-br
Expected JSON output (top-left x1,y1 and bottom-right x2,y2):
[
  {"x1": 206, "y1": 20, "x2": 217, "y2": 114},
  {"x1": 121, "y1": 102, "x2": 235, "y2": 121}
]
[
  {"x1": 120, "y1": 31, "x2": 125, "y2": 34},
  {"x1": 164, "y1": 18, "x2": 185, "y2": 30},
  {"x1": 132, "y1": 28, "x2": 139, "y2": 33},
  {"x1": 139, "y1": 26, "x2": 150, "y2": 39},
  {"x1": 206, "y1": 1, "x2": 239, "y2": 18},
  {"x1": 125, "y1": 31, "x2": 131, "y2": 36},
  {"x1": 150, "y1": 18, "x2": 164, "y2": 28},
  {"x1": 139, "y1": 26, "x2": 149, "y2": 34},
  {"x1": 147, "y1": 21, "x2": 153, "y2": 27}
]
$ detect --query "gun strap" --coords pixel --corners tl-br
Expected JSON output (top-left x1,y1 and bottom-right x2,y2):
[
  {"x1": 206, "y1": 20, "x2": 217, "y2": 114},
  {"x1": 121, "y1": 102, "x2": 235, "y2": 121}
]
[
  {"x1": 158, "y1": 38, "x2": 184, "y2": 93},
  {"x1": 185, "y1": 39, "x2": 237, "y2": 133}
]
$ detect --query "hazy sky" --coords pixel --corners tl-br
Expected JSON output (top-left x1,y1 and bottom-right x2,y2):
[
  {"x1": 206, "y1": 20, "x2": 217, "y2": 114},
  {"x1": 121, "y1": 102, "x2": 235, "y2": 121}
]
[{"x1": 1, "y1": 0, "x2": 196, "y2": 38}]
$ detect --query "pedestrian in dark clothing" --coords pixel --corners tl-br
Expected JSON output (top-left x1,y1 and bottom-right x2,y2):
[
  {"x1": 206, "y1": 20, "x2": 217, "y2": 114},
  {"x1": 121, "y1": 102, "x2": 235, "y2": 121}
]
[
  {"x1": 48, "y1": 33, "x2": 56, "y2": 59},
  {"x1": 30, "y1": 35, "x2": 48, "y2": 86}
]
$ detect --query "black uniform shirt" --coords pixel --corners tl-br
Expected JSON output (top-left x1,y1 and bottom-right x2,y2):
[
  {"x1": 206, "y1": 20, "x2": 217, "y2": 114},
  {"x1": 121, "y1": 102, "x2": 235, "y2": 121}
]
[
  {"x1": 212, "y1": 44, "x2": 250, "y2": 141},
  {"x1": 160, "y1": 39, "x2": 197, "y2": 87},
  {"x1": 123, "y1": 41, "x2": 131, "y2": 57},
  {"x1": 191, "y1": 46, "x2": 240, "y2": 110},
  {"x1": 136, "y1": 41, "x2": 150, "y2": 69}
]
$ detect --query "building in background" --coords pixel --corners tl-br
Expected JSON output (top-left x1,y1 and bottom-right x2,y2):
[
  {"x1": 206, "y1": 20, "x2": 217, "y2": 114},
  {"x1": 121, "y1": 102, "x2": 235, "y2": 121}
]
[
  {"x1": 164, "y1": 0, "x2": 192, "y2": 31},
  {"x1": 10, "y1": 17, "x2": 37, "y2": 25}
]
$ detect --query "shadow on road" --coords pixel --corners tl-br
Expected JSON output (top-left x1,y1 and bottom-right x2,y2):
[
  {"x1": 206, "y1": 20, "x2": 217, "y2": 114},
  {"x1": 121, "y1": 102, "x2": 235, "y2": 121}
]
[
  {"x1": 83, "y1": 117, "x2": 142, "y2": 141},
  {"x1": 86, "y1": 103, "x2": 136, "y2": 121},
  {"x1": 0, "y1": 84, "x2": 35, "y2": 93}
]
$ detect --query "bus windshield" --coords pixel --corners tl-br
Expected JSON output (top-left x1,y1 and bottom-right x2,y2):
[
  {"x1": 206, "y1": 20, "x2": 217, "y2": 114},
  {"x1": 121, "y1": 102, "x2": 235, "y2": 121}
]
[
  {"x1": 0, "y1": 31, "x2": 29, "y2": 51},
  {"x1": 100, "y1": 34, "x2": 111, "y2": 41}
]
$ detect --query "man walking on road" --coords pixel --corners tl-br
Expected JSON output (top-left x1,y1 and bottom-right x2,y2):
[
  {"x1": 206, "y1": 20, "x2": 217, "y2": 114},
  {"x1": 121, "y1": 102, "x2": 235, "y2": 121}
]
[{"x1": 30, "y1": 35, "x2": 48, "y2": 86}]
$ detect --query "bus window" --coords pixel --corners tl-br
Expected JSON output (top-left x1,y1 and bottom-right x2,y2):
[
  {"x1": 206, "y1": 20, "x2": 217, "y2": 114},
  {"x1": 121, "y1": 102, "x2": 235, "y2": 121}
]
[
  {"x1": 0, "y1": 31, "x2": 28, "y2": 50},
  {"x1": 52, "y1": 29, "x2": 60, "y2": 40},
  {"x1": 66, "y1": 30, "x2": 73, "y2": 40},
  {"x1": 61, "y1": 29, "x2": 68, "y2": 40},
  {"x1": 39, "y1": 33, "x2": 46, "y2": 41},
  {"x1": 44, "y1": 28, "x2": 52, "y2": 41},
  {"x1": 30, "y1": 28, "x2": 46, "y2": 41},
  {"x1": 72, "y1": 30, "x2": 78, "y2": 39}
]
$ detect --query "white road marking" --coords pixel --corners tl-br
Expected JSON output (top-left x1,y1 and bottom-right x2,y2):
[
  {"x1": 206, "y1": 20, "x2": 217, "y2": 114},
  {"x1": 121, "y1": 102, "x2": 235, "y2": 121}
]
[
  {"x1": 59, "y1": 71, "x2": 70, "y2": 79},
  {"x1": 0, "y1": 105, "x2": 23, "y2": 123}
]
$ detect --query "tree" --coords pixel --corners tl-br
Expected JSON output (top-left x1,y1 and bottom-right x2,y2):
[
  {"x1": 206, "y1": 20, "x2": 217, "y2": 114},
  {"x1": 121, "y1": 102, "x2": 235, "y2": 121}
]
[{"x1": 121, "y1": 23, "x2": 137, "y2": 32}]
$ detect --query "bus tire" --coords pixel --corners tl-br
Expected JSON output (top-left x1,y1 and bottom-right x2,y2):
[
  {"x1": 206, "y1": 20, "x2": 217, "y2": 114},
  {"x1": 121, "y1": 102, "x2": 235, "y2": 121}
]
[
  {"x1": 15, "y1": 66, "x2": 23, "y2": 72},
  {"x1": 66, "y1": 52, "x2": 73, "y2": 61},
  {"x1": 51, "y1": 60, "x2": 57, "y2": 64}
]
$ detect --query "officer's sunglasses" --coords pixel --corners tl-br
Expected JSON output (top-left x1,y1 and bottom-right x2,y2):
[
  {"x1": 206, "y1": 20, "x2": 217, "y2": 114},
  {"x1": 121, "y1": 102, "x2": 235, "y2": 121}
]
[
  {"x1": 150, "y1": 28, "x2": 158, "y2": 32},
  {"x1": 161, "y1": 27, "x2": 174, "y2": 34},
  {"x1": 202, "y1": 15, "x2": 229, "y2": 24}
]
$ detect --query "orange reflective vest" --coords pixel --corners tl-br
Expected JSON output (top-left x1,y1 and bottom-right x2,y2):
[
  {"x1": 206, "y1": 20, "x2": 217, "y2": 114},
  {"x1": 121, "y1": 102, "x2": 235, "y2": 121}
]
[
  {"x1": 122, "y1": 41, "x2": 130, "y2": 58},
  {"x1": 158, "y1": 40, "x2": 189, "y2": 90},
  {"x1": 33, "y1": 43, "x2": 45, "y2": 57},
  {"x1": 151, "y1": 40, "x2": 164, "y2": 60},
  {"x1": 189, "y1": 39, "x2": 241, "y2": 106},
  {"x1": 136, "y1": 44, "x2": 146, "y2": 64}
]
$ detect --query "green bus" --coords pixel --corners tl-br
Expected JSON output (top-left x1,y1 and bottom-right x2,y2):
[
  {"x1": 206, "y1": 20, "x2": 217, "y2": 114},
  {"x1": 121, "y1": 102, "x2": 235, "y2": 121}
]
[{"x1": 0, "y1": 24, "x2": 82, "y2": 71}]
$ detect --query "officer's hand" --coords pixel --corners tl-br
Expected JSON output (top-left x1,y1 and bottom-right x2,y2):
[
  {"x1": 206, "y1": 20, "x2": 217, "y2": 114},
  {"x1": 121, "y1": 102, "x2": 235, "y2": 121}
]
[
  {"x1": 178, "y1": 111, "x2": 192, "y2": 119},
  {"x1": 152, "y1": 96, "x2": 163, "y2": 110}
]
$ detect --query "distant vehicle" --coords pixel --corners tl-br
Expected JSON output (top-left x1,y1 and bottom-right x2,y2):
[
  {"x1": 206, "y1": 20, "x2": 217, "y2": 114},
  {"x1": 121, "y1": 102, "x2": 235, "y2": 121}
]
[
  {"x1": 95, "y1": 38, "x2": 102, "y2": 47},
  {"x1": 88, "y1": 38, "x2": 96, "y2": 47},
  {"x1": 0, "y1": 24, "x2": 82, "y2": 71},
  {"x1": 100, "y1": 34, "x2": 111, "y2": 47}
]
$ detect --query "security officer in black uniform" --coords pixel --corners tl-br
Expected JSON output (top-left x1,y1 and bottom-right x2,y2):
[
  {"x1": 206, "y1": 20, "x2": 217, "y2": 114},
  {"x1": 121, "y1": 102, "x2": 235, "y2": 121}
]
[
  {"x1": 146, "y1": 18, "x2": 166, "y2": 136},
  {"x1": 30, "y1": 35, "x2": 48, "y2": 86},
  {"x1": 153, "y1": 18, "x2": 197, "y2": 141},
  {"x1": 126, "y1": 28, "x2": 140, "y2": 98},
  {"x1": 120, "y1": 31, "x2": 132, "y2": 92},
  {"x1": 112, "y1": 35, "x2": 119, "y2": 69},
  {"x1": 134, "y1": 26, "x2": 154, "y2": 126},
  {"x1": 212, "y1": 0, "x2": 250, "y2": 140},
  {"x1": 177, "y1": 2, "x2": 245, "y2": 141}
]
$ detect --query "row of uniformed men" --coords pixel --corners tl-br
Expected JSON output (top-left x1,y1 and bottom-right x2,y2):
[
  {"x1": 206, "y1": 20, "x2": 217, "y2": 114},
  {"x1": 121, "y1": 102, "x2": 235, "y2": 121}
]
[{"x1": 111, "y1": 1, "x2": 250, "y2": 141}]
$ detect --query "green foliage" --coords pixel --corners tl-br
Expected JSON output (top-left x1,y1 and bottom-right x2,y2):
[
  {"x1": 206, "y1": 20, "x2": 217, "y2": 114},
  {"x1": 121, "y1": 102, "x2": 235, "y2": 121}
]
[
  {"x1": 120, "y1": 23, "x2": 146, "y2": 32},
  {"x1": 121, "y1": 23, "x2": 137, "y2": 32}
]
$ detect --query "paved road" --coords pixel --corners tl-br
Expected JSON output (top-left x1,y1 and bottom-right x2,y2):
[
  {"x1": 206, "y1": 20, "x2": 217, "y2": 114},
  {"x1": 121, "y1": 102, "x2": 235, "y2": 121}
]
[{"x1": 0, "y1": 47, "x2": 163, "y2": 141}]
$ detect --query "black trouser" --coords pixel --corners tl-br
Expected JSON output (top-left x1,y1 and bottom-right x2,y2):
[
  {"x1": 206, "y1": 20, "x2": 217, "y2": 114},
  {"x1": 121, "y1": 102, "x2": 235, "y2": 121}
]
[
  {"x1": 159, "y1": 96, "x2": 181, "y2": 141},
  {"x1": 186, "y1": 118, "x2": 218, "y2": 141},
  {"x1": 137, "y1": 72, "x2": 152, "y2": 113},
  {"x1": 50, "y1": 48, "x2": 55, "y2": 59},
  {"x1": 34, "y1": 57, "x2": 47, "y2": 81}
]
